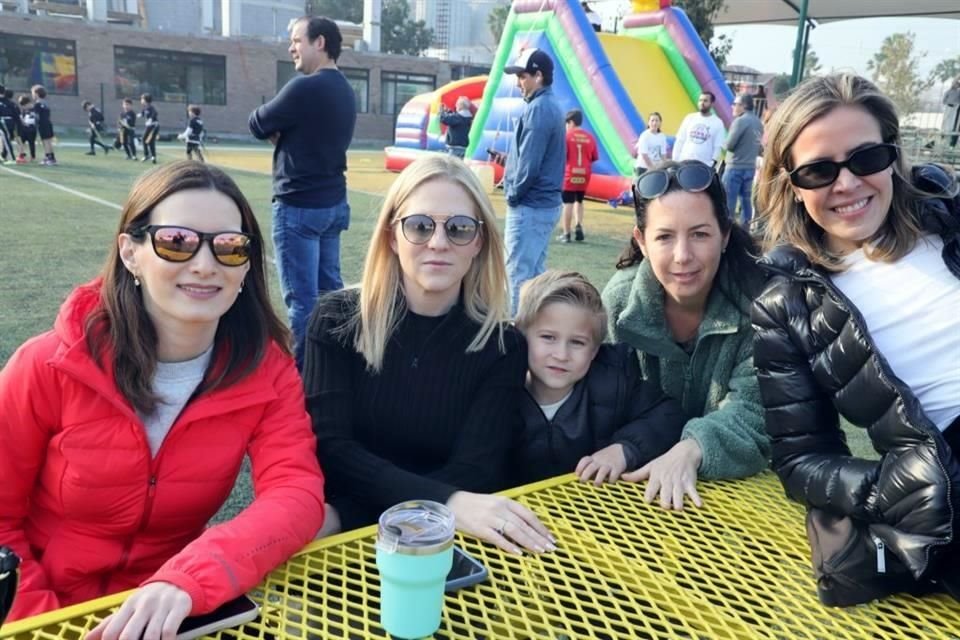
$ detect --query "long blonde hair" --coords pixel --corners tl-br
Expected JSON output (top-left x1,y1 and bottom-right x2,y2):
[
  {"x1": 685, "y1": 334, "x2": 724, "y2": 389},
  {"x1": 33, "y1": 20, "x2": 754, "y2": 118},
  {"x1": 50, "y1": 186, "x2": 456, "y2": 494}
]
[
  {"x1": 756, "y1": 73, "x2": 924, "y2": 271},
  {"x1": 350, "y1": 155, "x2": 509, "y2": 371}
]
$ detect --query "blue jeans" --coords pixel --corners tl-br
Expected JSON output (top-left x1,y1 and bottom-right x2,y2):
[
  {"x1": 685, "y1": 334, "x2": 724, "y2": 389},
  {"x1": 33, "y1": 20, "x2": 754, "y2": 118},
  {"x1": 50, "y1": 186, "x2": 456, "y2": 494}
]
[
  {"x1": 722, "y1": 168, "x2": 754, "y2": 225},
  {"x1": 272, "y1": 198, "x2": 350, "y2": 366},
  {"x1": 505, "y1": 203, "x2": 563, "y2": 313}
]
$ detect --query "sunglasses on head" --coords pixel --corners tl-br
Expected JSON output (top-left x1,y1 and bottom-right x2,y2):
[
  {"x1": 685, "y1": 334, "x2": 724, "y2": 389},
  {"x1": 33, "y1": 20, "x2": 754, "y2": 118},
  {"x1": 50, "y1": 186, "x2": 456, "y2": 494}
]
[
  {"x1": 130, "y1": 225, "x2": 254, "y2": 267},
  {"x1": 396, "y1": 214, "x2": 483, "y2": 246},
  {"x1": 789, "y1": 143, "x2": 898, "y2": 190},
  {"x1": 634, "y1": 161, "x2": 715, "y2": 201}
]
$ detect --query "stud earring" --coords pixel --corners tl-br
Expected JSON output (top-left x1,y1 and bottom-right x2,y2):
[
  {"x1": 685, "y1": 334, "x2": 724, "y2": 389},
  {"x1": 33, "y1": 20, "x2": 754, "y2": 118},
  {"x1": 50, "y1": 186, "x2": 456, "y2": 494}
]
[{"x1": 134, "y1": 275, "x2": 141, "y2": 287}]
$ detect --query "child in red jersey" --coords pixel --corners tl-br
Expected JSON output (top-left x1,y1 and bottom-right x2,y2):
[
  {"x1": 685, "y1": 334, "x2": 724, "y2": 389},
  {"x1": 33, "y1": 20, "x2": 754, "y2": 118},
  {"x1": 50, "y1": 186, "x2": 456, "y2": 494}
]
[{"x1": 558, "y1": 109, "x2": 598, "y2": 243}]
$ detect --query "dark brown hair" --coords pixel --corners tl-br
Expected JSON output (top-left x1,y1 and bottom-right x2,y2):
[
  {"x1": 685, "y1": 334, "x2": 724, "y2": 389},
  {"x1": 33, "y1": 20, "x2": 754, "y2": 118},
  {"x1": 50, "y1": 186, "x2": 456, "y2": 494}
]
[
  {"x1": 86, "y1": 161, "x2": 290, "y2": 413},
  {"x1": 616, "y1": 160, "x2": 765, "y2": 311}
]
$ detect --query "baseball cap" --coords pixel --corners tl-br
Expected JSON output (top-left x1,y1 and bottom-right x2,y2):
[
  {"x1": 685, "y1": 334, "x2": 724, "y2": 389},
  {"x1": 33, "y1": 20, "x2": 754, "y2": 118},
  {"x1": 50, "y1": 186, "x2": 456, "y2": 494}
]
[{"x1": 504, "y1": 48, "x2": 554, "y2": 80}]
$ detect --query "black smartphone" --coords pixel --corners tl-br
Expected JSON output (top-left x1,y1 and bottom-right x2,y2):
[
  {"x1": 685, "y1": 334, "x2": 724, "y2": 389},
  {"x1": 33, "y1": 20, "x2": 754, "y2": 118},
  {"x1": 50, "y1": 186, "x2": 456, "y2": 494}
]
[
  {"x1": 175, "y1": 594, "x2": 259, "y2": 640},
  {"x1": 445, "y1": 546, "x2": 488, "y2": 592}
]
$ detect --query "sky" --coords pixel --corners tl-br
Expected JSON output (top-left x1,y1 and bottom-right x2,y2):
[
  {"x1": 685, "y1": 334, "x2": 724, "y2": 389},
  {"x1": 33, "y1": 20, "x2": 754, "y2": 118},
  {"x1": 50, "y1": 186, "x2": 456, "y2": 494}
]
[{"x1": 589, "y1": 2, "x2": 960, "y2": 85}]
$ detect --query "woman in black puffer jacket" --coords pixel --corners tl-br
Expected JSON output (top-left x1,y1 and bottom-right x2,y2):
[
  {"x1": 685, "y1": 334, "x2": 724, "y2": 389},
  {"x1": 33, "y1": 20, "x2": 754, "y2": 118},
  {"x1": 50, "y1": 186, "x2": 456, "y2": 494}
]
[{"x1": 751, "y1": 73, "x2": 960, "y2": 606}]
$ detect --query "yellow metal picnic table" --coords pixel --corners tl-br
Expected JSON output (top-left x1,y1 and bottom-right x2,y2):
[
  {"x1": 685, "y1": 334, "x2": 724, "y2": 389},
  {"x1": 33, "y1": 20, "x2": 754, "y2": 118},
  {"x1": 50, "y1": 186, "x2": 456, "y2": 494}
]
[{"x1": 3, "y1": 472, "x2": 960, "y2": 639}]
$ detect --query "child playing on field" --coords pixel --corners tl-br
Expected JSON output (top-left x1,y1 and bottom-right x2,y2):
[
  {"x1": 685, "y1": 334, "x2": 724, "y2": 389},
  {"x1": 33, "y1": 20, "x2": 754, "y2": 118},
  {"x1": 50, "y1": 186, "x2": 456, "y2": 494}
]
[
  {"x1": 118, "y1": 98, "x2": 138, "y2": 160},
  {"x1": 81, "y1": 100, "x2": 111, "y2": 156},
  {"x1": 30, "y1": 85, "x2": 56, "y2": 165},
  {"x1": 139, "y1": 93, "x2": 159, "y2": 164},
  {"x1": 16, "y1": 95, "x2": 36, "y2": 164},
  {"x1": 512, "y1": 270, "x2": 685, "y2": 486},
  {"x1": 178, "y1": 104, "x2": 206, "y2": 162}
]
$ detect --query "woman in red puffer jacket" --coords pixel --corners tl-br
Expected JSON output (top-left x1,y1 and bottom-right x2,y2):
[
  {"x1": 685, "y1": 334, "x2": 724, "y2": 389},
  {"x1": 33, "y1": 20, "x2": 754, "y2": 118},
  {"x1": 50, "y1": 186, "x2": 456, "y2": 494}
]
[{"x1": 0, "y1": 161, "x2": 325, "y2": 639}]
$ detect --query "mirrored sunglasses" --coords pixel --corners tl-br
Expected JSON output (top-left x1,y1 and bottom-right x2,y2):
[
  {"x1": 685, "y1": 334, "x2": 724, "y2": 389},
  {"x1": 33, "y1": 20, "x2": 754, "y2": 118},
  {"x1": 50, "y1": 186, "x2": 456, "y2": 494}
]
[
  {"x1": 397, "y1": 214, "x2": 483, "y2": 246},
  {"x1": 131, "y1": 225, "x2": 253, "y2": 267}
]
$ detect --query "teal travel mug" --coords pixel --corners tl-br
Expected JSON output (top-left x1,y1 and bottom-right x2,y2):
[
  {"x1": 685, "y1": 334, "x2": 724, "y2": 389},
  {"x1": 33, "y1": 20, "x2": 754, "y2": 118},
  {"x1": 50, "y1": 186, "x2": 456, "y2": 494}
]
[{"x1": 376, "y1": 500, "x2": 455, "y2": 639}]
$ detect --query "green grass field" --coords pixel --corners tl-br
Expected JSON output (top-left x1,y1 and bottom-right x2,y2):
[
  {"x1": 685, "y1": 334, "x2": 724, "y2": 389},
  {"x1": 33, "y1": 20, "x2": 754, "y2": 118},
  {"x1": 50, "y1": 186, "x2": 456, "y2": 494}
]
[
  {"x1": 0, "y1": 141, "x2": 873, "y2": 521},
  {"x1": 0, "y1": 141, "x2": 637, "y2": 365}
]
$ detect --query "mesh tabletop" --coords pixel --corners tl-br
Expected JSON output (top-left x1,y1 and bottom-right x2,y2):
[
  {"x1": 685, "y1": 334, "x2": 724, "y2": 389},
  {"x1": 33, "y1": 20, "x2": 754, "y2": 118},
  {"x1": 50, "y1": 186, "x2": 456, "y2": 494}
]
[{"x1": 4, "y1": 473, "x2": 960, "y2": 639}]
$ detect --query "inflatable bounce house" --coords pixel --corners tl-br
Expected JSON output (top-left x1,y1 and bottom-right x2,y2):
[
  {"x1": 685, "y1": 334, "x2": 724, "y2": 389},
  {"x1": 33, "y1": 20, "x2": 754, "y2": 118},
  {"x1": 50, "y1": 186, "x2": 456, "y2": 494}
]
[{"x1": 384, "y1": 0, "x2": 733, "y2": 204}]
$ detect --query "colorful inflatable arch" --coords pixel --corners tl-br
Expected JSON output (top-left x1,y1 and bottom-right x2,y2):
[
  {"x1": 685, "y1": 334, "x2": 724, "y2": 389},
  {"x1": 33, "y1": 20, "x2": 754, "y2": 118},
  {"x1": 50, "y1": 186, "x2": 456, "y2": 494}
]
[
  {"x1": 384, "y1": 76, "x2": 487, "y2": 172},
  {"x1": 385, "y1": 0, "x2": 733, "y2": 203}
]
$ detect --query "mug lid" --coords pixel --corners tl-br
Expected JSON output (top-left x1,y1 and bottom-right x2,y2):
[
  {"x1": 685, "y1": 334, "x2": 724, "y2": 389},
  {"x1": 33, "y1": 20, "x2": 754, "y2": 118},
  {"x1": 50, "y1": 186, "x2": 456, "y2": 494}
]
[{"x1": 377, "y1": 500, "x2": 455, "y2": 554}]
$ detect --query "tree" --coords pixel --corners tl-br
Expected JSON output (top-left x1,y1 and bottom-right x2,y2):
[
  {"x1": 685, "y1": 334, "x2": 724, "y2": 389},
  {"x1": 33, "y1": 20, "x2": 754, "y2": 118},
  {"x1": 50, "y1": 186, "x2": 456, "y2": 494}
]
[
  {"x1": 305, "y1": 0, "x2": 361, "y2": 23},
  {"x1": 791, "y1": 47, "x2": 822, "y2": 80},
  {"x1": 930, "y1": 55, "x2": 960, "y2": 85},
  {"x1": 488, "y1": 4, "x2": 510, "y2": 45},
  {"x1": 772, "y1": 73, "x2": 792, "y2": 100},
  {"x1": 672, "y1": 0, "x2": 731, "y2": 69},
  {"x1": 381, "y1": 0, "x2": 433, "y2": 56},
  {"x1": 867, "y1": 32, "x2": 933, "y2": 116},
  {"x1": 305, "y1": 0, "x2": 432, "y2": 56}
]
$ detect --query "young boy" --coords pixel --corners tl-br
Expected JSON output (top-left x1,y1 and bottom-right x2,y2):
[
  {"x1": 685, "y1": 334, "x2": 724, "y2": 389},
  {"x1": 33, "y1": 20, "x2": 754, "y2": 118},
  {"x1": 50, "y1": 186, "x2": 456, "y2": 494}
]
[
  {"x1": 513, "y1": 270, "x2": 685, "y2": 486},
  {"x1": 81, "y1": 100, "x2": 110, "y2": 156},
  {"x1": 139, "y1": 93, "x2": 159, "y2": 163},
  {"x1": 178, "y1": 104, "x2": 205, "y2": 163},
  {"x1": 559, "y1": 109, "x2": 597, "y2": 243},
  {"x1": 30, "y1": 85, "x2": 56, "y2": 165},
  {"x1": 118, "y1": 98, "x2": 138, "y2": 160},
  {"x1": 0, "y1": 87, "x2": 18, "y2": 163},
  {"x1": 16, "y1": 95, "x2": 37, "y2": 164}
]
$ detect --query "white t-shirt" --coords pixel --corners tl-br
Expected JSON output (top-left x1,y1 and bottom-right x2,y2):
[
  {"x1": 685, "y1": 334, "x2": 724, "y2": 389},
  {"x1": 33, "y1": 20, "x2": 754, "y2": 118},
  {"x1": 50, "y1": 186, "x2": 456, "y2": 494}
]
[
  {"x1": 539, "y1": 391, "x2": 573, "y2": 421},
  {"x1": 635, "y1": 131, "x2": 667, "y2": 170},
  {"x1": 830, "y1": 236, "x2": 960, "y2": 431},
  {"x1": 671, "y1": 112, "x2": 725, "y2": 165}
]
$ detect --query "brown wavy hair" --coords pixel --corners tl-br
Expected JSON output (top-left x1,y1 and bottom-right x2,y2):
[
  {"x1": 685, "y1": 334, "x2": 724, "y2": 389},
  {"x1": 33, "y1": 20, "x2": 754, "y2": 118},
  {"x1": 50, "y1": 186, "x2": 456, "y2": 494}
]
[
  {"x1": 755, "y1": 73, "x2": 925, "y2": 271},
  {"x1": 86, "y1": 161, "x2": 290, "y2": 413}
]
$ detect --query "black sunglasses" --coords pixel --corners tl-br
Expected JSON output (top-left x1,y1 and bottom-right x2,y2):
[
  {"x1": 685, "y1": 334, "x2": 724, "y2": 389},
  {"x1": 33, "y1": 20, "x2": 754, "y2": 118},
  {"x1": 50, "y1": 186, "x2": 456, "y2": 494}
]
[
  {"x1": 130, "y1": 225, "x2": 254, "y2": 267},
  {"x1": 396, "y1": 214, "x2": 483, "y2": 246},
  {"x1": 789, "y1": 143, "x2": 898, "y2": 190},
  {"x1": 634, "y1": 161, "x2": 715, "y2": 200}
]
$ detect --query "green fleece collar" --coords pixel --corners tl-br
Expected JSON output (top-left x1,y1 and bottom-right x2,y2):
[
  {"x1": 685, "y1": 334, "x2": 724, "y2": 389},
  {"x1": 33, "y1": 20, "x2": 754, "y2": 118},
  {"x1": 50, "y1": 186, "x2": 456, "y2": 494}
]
[{"x1": 611, "y1": 260, "x2": 743, "y2": 360}]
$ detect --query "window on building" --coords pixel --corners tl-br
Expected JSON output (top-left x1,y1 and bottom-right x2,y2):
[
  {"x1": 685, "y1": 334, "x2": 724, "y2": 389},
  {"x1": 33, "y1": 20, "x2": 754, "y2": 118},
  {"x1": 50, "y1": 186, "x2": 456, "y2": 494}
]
[
  {"x1": 276, "y1": 61, "x2": 297, "y2": 92},
  {"x1": 381, "y1": 71, "x2": 435, "y2": 116},
  {"x1": 114, "y1": 46, "x2": 226, "y2": 105},
  {"x1": 276, "y1": 62, "x2": 369, "y2": 114},
  {"x1": 0, "y1": 33, "x2": 78, "y2": 96},
  {"x1": 343, "y1": 68, "x2": 369, "y2": 114},
  {"x1": 451, "y1": 64, "x2": 489, "y2": 81}
]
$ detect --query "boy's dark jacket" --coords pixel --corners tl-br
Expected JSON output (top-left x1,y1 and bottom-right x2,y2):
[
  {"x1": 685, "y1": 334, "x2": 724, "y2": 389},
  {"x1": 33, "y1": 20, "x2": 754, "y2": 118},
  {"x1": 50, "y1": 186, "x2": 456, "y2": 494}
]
[{"x1": 512, "y1": 343, "x2": 686, "y2": 486}]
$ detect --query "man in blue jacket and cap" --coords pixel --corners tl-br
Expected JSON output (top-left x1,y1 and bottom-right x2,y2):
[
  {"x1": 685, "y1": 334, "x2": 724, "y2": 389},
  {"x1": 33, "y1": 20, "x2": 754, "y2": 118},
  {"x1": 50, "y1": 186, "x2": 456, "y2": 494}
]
[{"x1": 503, "y1": 48, "x2": 565, "y2": 313}]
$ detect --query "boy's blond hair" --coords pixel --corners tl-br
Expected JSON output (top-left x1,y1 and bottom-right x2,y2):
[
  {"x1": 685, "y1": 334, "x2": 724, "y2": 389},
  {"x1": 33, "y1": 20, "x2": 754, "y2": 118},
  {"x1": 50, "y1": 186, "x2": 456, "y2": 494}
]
[{"x1": 515, "y1": 270, "x2": 607, "y2": 345}]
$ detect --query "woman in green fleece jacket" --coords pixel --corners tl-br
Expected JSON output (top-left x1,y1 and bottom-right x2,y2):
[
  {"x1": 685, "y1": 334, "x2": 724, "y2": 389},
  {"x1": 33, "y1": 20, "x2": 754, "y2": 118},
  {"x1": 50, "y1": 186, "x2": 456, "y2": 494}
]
[{"x1": 602, "y1": 160, "x2": 770, "y2": 510}]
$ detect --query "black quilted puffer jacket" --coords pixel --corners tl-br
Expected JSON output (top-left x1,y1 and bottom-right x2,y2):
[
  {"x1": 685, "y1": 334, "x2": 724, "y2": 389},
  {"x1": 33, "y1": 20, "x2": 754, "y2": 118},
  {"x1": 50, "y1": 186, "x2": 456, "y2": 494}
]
[{"x1": 751, "y1": 164, "x2": 960, "y2": 581}]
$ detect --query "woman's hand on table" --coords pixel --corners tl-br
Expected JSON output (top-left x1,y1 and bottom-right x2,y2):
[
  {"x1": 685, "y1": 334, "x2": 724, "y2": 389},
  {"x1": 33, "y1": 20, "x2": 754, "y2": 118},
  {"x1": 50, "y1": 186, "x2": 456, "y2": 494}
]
[
  {"x1": 86, "y1": 582, "x2": 192, "y2": 640},
  {"x1": 447, "y1": 491, "x2": 557, "y2": 556},
  {"x1": 621, "y1": 439, "x2": 704, "y2": 510},
  {"x1": 575, "y1": 444, "x2": 627, "y2": 485}
]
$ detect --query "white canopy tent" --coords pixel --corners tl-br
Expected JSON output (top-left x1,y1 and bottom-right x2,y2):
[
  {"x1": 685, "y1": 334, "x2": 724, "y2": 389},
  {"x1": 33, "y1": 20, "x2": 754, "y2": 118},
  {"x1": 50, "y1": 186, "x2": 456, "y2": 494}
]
[{"x1": 711, "y1": 0, "x2": 960, "y2": 84}]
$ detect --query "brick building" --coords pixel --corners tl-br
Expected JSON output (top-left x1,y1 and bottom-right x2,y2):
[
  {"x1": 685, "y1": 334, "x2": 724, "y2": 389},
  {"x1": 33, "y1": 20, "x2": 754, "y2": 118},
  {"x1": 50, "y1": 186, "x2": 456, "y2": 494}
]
[{"x1": 0, "y1": 10, "x2": 456, "y2": 144}]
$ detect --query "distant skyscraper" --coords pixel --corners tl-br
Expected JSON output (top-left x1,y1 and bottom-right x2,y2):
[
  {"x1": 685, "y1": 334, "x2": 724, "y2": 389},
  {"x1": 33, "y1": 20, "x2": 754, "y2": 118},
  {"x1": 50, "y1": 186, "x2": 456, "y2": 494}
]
[{"x1": 417, "y1": 0, "x2": 506, "y2": 63}]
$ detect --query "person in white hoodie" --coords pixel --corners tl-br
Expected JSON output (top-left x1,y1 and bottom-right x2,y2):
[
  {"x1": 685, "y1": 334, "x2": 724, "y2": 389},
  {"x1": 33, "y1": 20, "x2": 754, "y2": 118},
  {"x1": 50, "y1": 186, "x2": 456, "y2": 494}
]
[{"x1": 672, "y1": 92, "x2": 725, "y2": 167}]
